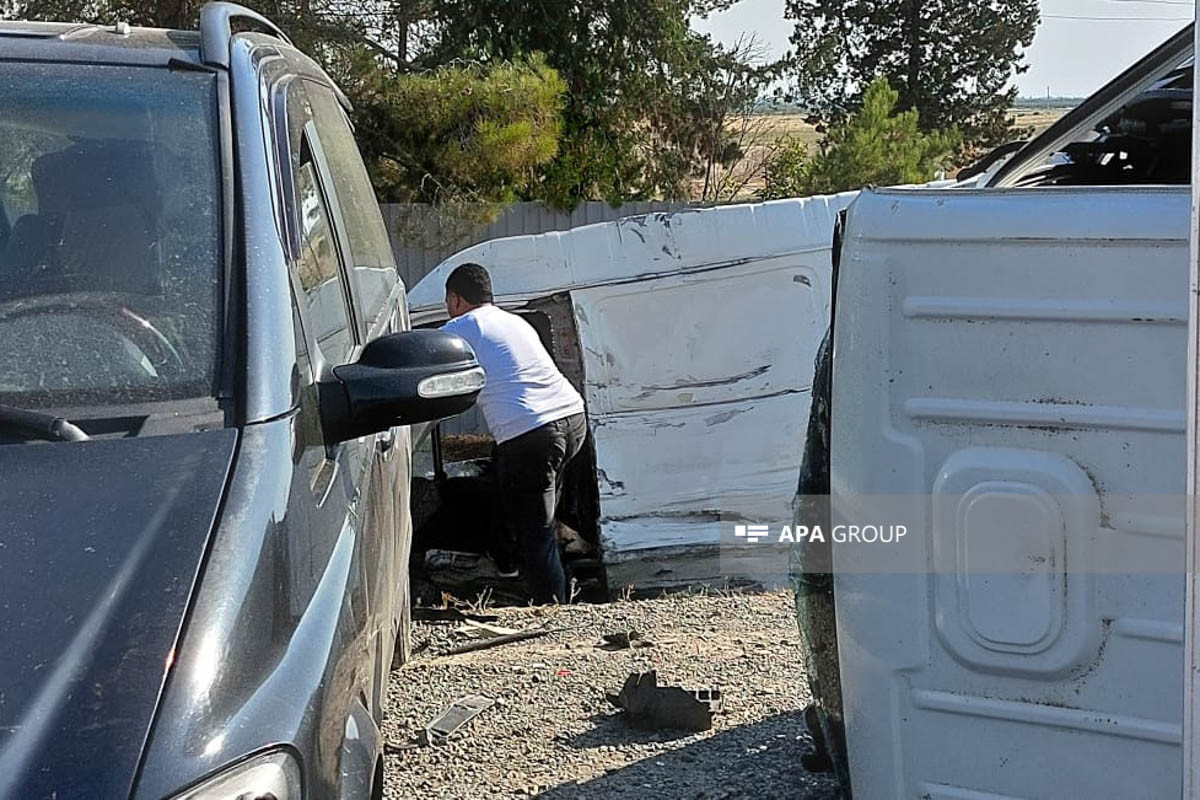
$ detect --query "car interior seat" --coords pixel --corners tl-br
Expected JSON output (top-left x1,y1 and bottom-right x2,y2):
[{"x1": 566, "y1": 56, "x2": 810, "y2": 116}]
[{"x1": 4, "y1": 139, "x2": 161, "y2": 294}]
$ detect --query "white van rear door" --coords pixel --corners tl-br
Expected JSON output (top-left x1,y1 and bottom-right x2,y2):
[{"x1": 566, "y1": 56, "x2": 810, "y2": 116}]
[
  {"x1": 1183, "y1": 15, "x2": 1200, "y2": 798},
  {"x1": 833, "y1": 186, "x2": 1188, "y2": 798}
]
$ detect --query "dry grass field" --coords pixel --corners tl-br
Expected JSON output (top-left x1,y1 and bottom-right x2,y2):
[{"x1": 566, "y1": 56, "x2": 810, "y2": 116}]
[
  {"x1": 753, "y1": 106, "x2": 1070, "y2": 149},
  {"x1": 708, "y1": 106, "x2": 1073, "y2": 201},
  {"x1": 1009, "y1": 107, "x2": 1075, "y2": 138},
  {"x1": 752, "y1": 113, "x2": 825, "y2": 150}
]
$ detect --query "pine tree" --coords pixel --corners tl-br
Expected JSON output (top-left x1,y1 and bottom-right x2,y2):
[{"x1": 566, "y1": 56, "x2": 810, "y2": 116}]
[
  {"x1": 784, "y1": 0, "x2": 1039, "y2": 149},
  {"x1": 761, "y1": 76, "x2": 959, "y2": 198}
]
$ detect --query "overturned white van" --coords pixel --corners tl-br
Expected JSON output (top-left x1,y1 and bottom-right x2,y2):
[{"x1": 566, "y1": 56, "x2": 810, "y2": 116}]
[{"x1": 407, "y1": 192, "x2": 856, "y2": 594}]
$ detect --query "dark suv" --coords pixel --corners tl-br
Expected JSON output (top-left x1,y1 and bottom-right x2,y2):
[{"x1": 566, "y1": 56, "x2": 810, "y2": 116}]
[{"x1": 0, "y1": 4, "x2": 482, "y2": 798}]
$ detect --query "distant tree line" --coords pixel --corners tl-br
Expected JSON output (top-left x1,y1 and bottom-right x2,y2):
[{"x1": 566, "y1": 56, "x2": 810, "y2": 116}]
[{"x1": 1013, "y1": 96, "x2": 1086, "y2": 109}]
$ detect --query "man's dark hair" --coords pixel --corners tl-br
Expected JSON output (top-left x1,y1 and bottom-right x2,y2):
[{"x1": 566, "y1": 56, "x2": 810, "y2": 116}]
[{"x1": 446, "y1": 262, "x2": 494, "y2": 305}]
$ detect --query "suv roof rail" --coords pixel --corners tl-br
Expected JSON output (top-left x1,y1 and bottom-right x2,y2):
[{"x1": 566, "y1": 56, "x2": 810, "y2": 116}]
[{"x1": 199, "y1": 1, "x2": 292, "y2": 68}]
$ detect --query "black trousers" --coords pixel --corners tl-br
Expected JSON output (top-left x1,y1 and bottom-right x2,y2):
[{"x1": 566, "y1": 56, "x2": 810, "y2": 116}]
[{"x1": 495, "y1": 412, "x2": 587, "y2": 604}]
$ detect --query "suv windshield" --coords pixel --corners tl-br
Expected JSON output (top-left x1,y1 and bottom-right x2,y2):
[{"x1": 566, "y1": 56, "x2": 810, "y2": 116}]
[{"x1": 0, "y1": 61, "x2": 222, "y2": 411}]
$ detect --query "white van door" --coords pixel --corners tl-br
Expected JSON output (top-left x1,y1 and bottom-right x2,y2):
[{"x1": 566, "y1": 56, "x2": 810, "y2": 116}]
[
  {"x1": 833, "y1": 186, "x2": 1188, "y2": 798},
  {"x1": 573, "y1": 248, "x2": 834, "y2": 590},
  {"x1": 564, "y1": 196, "x2": 859, "y2": 590},
  {"x1": 1183, "y1": 13, "x2": 1200, "y2": 798}
]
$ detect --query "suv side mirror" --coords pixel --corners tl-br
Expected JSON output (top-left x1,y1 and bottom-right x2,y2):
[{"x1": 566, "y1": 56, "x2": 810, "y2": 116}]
[{"x1": 320, "y1": 329, "x2": 484, "y2": 442}]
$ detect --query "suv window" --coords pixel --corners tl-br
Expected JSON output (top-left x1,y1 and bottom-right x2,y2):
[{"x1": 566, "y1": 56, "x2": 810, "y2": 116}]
[
  {"x1": 0, "y1": 62, "x2": 222, "y2": 410},
  {"x1": 293, "y1": 147, "x2": 354, "y2": 364},
  {"x1": 304, "y1": 83, "x2": 397, "y2": 335},
  {"x1": 284, "y1": 83, "x2": 356, "y2": 367}
]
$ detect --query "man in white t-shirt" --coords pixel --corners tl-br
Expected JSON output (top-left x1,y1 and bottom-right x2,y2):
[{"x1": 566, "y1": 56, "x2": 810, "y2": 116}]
[{"x1": 442, "y1": 263, "x2": 587, "y2": 604}]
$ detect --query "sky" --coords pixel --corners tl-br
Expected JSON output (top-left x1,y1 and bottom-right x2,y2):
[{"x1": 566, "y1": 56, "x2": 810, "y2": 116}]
[{"x1": 692, "y1": 0, "x2": 1195, "y2": 99}]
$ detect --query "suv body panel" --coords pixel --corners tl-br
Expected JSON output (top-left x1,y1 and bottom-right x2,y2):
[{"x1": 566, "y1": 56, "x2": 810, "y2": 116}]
[
  {"x1": 0, "y1": 18, "x2": 415, "y2": 800},
  {"x1": 133, "y1": 31, "x2": 409, "y2": 800}
]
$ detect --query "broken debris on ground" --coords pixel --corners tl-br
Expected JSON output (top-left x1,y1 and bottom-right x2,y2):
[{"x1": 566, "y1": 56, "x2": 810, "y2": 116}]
[
  {"x1": 439, "y1": 626, "x2": 565, "y2": 657},
  {"x1": 384, "y1": 591, "x2": 839, "y2": 799},
  {"x1": 596, "y1": 630, "x2": 654, "y2": 650},
  {"x1": 420, "y1": 694, "x2": 496, "y2": 747},
  {"x1": 606, "y1": 670, "x2": 722, "y2": 732}
]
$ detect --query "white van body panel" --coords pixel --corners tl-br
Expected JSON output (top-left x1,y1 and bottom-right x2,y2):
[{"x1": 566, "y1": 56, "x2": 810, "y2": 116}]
[
  {"x1": 409, "y1": 193, "x2": 857, "y2": 588},
  {"x1": 833, "y1": 187, "x2": 1188, "y2": 797}
]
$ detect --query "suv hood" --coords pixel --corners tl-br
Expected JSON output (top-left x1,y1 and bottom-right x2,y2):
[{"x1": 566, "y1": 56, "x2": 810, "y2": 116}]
[{"x1": 0, "y1": 429, "x2": 237, "y2": 799}]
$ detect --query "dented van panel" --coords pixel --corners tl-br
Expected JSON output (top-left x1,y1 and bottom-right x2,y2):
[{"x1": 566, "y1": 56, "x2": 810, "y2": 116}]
[
  {"x1": 408, "y1": 193, "x2": 857, "y2": 591},
  {"x1": 829, "y1": 186, "x2": 1189, "y2": 798}
]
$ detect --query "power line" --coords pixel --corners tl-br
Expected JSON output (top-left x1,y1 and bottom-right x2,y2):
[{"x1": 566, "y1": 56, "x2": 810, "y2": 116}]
[
  {"x1": 1094, "y1": 0, "x2": 1195, "y2": 5},
  {"x1": 1086, "y1": 0, "x2": 1192, "y2": 5},
  {"x1": 1042, "y1": 13, "x2": 1192, "y2": 20}
]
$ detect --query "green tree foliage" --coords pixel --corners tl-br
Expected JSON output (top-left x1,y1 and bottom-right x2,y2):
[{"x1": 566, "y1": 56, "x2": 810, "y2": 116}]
[
  {"x1": 760, "y1": 137, "x2": 811, "y2": 201},
  {"x1": 15, "y1": 0, "x2": 188, "y2": 27},
  {"x1": 14, "y1": 0, "x2": 359, "y2": 39},
  {"x1": 760, "y1": 76, "x2": 959, "y2": 198},
  {"x1": 784, "y1": 0, "x2": 1039, "y2": 149},
  {"x1": 350, "y1": 53, "x2": 566, "y2": 209},
  {"x1": 408, "y1": 0, "x2": 774, "y2": 207}
]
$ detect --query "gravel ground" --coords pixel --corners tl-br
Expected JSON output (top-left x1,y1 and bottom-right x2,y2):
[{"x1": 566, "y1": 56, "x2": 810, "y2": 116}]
[{"x1": 382, "y1": 590, "x2": 838, "y2": 799}]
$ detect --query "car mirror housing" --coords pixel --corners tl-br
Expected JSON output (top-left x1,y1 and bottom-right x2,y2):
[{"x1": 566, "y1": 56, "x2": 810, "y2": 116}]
[{"x1": 320, "y1": 329, "x2": 483, "y2": 442}]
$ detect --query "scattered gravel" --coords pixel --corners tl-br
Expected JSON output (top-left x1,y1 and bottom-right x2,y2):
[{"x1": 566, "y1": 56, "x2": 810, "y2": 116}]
[{"x1": 383, "y1": 590, "x2": 838, "y2": 799}]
